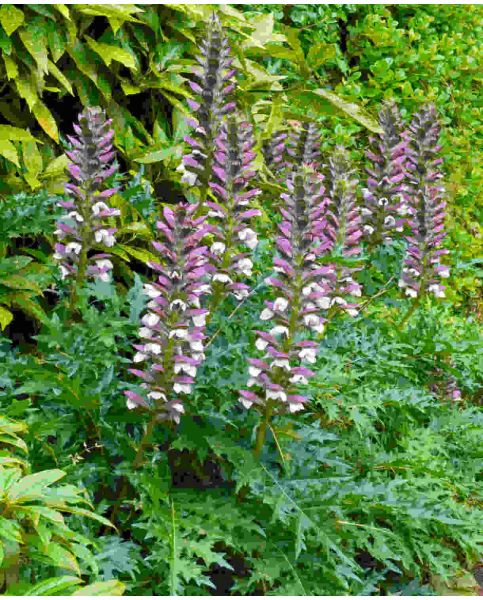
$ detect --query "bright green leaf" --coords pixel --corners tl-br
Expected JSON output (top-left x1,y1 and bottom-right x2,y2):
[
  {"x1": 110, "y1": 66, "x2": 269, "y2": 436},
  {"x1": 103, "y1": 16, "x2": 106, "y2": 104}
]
[{"x1": 0, "y1": 5, "x2": 24, "y2": 36}]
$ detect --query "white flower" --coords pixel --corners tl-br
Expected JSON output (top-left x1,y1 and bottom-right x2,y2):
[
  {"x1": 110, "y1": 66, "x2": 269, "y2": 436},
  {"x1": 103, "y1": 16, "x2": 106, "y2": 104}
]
[
  {"x1": 144, "y1": 284, "x2": 161, "y2": 298},
  {"x1": 213, "y1": 273, "x2": 232, "y2": 284},
  {"x1": 236, "y1": 258, "x2": 253, "y2": 277},
  {"x1": 439, "y1": 268, "x2": 450, "y2": 278},
  {"x1": 174, "y1": 383, "x2": 191, "y2": 394},
  {"x1": 189, "y1": 340, "x2": 204, "y2": 352},
  {"x1": 429, "y1": 284, "x2": 445, "y2": 298},
  {"x1": 330, "y1": 297, "x2": 347, "y2": 307},
  {"x1": 302, "y1": 284, "x2": 315, "y2": 297},
  {"x1": 266, "y1": 389, "x2": 287, "y2": 402},
  {"x1": 174, "y1": 363, "x2": 197, "y2": 377},
  {"x1": 362, "y1": 188, "x2": 372, "y2": 200},
  {"x1": 169, "y1": 329, "x2": 188, "y2": 340},
  {"x1": 60, "y1": 265, "x2": 69, "y2": 280},
  {"x1": 170, "y1": 299, "x2": 187, "y2": 311},
  {"x1": 247, "y1": 378, "x2": 257, "y2": 387},
  {"x1": 67, "y1": 211, "x2": 84, "y2": 222},
  {"x1": 138, "y1": 327, "x2": 152, "y2": 338},
  {"x1": 299, "y1": 348, "x2": 316, "y2": 364},
  {"x1": 361, "y1": 207, "x2": 372, "y2": 216},
  {"x1": 192, "y1": 313, "x2": 207, "y2": 327},
  {"x1": 96, "y1": 259, "x2": 113, "y2": 270},
  {"x1": 148, "y1": 391, "x2": 167, "y2": 401},
  {"x1": 238, "y1": 228, "x2": 258, "y2": 249},
  {"x1": 255, "y1": 338, "x2": 268, "y2": 351},
  {"x1": 126, "y1": 399, "x2": 137, "y2": 410},
  {"x1": 142, "y1": 313, "x2": 160, "y2": 328},
  {"x1": 181, "y1": 171, "x2": 198, "y2": 187},
  {"x1": 233, "y1": 288, "x2": 249, "y2": 300},
  {"x1": 346, "y1": 308, "x2": 359, "y2": 317},
  {"x1": 398, "y1": 279, "x2": 407, "y2": 288},
  {"x1": 98, "y1": 272, "x2": 110, "y2": 282},
  {"x1": 239, "y1": 398, "x2": 253, "y2": 409},
  {"x1": 304, "y1": 314, "x2": 325, "y2": 334},
  {"x1": 364, "y1": 225, "x2": 375, "y2": 235},
  {"x1": 92, "y1": 201, "x2": 109, "y2": 215},
  {"x1": 260, "y1": 308, "x2": 274, "y2": 321},
  {"x1": 384, "y1": 216, "x2": 396, "y2": 227},
  {"x1": 66, "y1": 242, "x2": 82, "y2": 255},
  {"x1": 273, "y1": 297, "x2": 288, "y2": 312},
  {"x1": 270, "y1": 326, "x2": 289, "y2": 337},
  {"x1": 405, "y1": 288, "x2": 418, "y2": 298},
  {"x1": 168, "y1": 269, "x2": 181, "y2": 280},
  {"x1": 94, "y1": 229, "x2": 116, "y2": 247},
  {"x1": 248, "y1": 366, "x2": 262, "y2": 377},
  {"x1": 172, "y1": 402, "x2": 185, "y2": 414},
  {"x1": 290, "y1": 374, "x2": 308, "y2": 385},
  {"x1": 54, "y1": 228, "x2": 65, "y2": 239},
  {"x1": 192, "y1": 352, "x2": 205, "y2": 361},
  {"x1": 211, "y1": 242, "x2": 226, "y2": 255},
  {"x1": 316, "y1": 296, "x2": 331, "y2": 310},
  {"x1": 272, "y1": 359, "x2": 290, "y2": 370},
  {"x1": 289, "y1": 403, "x2": 304, "y2": 413},
  {"x1": 133, "y1": 352, "x2": 147, "y2": 363},
  {"x1": 378, "y1": 197, "x2": 389, "y2": 206},
  {"x1": 146, "y1": 343, "x2": 162, "y2": 354}
]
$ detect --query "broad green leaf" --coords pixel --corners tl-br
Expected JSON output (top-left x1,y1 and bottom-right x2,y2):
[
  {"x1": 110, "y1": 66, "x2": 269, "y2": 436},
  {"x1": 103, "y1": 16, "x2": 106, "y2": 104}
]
[
  {"x1": 7, "y1": 469, "x2": 65, "y2": 503},
  {"x1": 0, "y1": 456, "x2": 28, "y2": 468},
  {"x1": 0, "y1": 139, "x2": 19, "y2": 167},
  {"x1": 134, "y1": 145, "x2": 179, "y2": 164},
  {"x1": 0, "y1": 305, "x2": 13, "y2": 329},
  {"x1": 0, "y1": 516, "x2": 22, "y2": 543},
  {"x1": 0, "y1": 5, "x2": 24, "y2": 36},
  {"x1": 33, "y1": 101, "x2": 59, "y2": 142},
  {"x1": 73, "y1": 580, "x2": 125, "y2": 596},
  {"x1": 22, "y1": 576, "x2": 82, "y2": 597},
  {"x1": 48, "y1": 60, "x2": 73, "y2": 95},
  {"x1": 54, "y1": 505, "x2": 115, "y2": 530},
  {"x1": 16, "y1": 77, "x2": 38, "y2": 112},
  {"x1": 18, "y1": 26, "x2": 49, "y2": 73},
  {"x1": 22, "y1": 141, "x2": 42, "y2": 176},
  {"x1": 0, "y1": 125, "x2": 37, "y2": 142},
  {"x1": 53, "y1": 4, "x2": 70, "y2": 20},
  {"x1": 116, "y1": 244, "x2": 158, "y2": 265},
  {"x1": 44, "y1": 542, "x2": 80, "y2": 575},
  {"x1": 41, "y1": 154, "x2": 68, "y2": 180},
  {"x1": 0, "y1": 435, "x2": 28, "y2": 453},
  {"x1": 0, "y1": 275, "x2": 42, "y2": 293},
  {"x1": 306, "y1": 42, "x2": 337, "y2": 69},
  {"x1": 85, "y1": 37, "x2": 137, "y2": 70},
  {"x1": 3, "y1": 55, "x2": 18, "y2": 80},
  {"x1": 242, "y1": 13, "x2": 285, "y2": 49},
  {"x1": 312, "y1": 89, "x2": 383, "y2": 133}
]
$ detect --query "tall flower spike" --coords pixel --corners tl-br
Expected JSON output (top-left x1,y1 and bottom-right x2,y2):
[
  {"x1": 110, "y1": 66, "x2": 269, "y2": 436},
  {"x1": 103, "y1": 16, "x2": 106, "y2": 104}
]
[
  {"x1": 239, "y1": 169, "x2": 329, "y2": 416},
  {"x1": 322, "y1": 148, "x2": 363, "y2": 316},
  {"x1": 125, "y1": 204, "x2": 213, "y2": 423},
  {"x1": 286, "y1": 122, "x2": 321, "y2": 172},
  {"x1": 180, "y1": 14, "x2": 236, "y2": 201},
  {"x1": 54, "y1": 106, "x2": 119, "y2": 283},
  {"x1": 399, "y1": 105, "x2": 449, "y2": 299},
  {"x1": 362, "y1": 102, "x2": 408, "y2": 248},
  {"x1": 208, "y1": 115, "x2": 261, "y2": 302}
]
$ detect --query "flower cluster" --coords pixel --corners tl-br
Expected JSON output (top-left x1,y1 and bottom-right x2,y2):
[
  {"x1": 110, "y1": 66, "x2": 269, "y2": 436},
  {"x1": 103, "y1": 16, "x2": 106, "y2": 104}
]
[
  {"x1": 208, "y1": 115, "x2": 261, "y2": 301},
  {"x1": 321, "y1": 148, "x2": 363, "y2": 315},
  {"x1": 399, "y1": 105, "x2": 449, "y2": 299},
  {"x1": 54, "y1": 107, "x2": 119, "y2": 282},
  {"x1": 180, "y1": 14, "x2": 236, "y2": 194},
  {"x1": 124, "y1": 205, "x2": 213, "y2": 423},
  {"x1": 239, "y1": 169, "x2": 329, "y2": 415},
  {"x1": 362, "y1": 102, "x2": 408, "y2": 248}
]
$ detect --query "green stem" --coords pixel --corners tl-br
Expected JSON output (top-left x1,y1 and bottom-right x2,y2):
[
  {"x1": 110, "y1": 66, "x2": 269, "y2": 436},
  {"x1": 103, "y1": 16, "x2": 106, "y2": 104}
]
[
  {"x1": 69, "y1": 244, "x2": 88, "y2": 315},
  {"x1": 253, "y1": 403, "x2": 272, "y2": 459}
]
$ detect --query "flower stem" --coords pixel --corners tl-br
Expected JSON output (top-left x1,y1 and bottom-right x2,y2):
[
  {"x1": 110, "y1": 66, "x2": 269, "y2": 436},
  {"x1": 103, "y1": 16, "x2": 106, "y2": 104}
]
[
  {"x1": 69, "y1": 244, "x2": 88, "y2": 316},
  {"x1": 253, "y1": 404, "x2": 272, "y2": 459}
]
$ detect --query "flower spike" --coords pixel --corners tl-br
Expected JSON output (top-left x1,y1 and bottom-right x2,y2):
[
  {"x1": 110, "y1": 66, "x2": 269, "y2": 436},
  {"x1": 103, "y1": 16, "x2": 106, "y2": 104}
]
[
  {"x1": 362, "y1": 102, "x2": 408, "y2": 248},
  {"x1": 399, "y1": 105, "x2": 449, "y2": 299},
  {"x1": 239, "y1": 169, "x2": 328, "y2": 415},
  {"x1": 125, "y1": 204, "x2": 213, "y2": 423},
  {"x1": 54, "y1": 106, "x2": 119, "y2": 283}
]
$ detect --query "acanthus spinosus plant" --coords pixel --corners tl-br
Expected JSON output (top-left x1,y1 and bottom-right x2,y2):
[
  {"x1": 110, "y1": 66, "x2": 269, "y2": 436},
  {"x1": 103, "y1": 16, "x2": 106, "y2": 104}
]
[
  {"x1": 207, "y1": 115, "x2": 261, "y2": 305},
  {"x1": 239, "y1": 168, "x2": 330, "y2": 454},
  {"x1": 399, "y1": 104, "x2": 449, "y2": 302},
  {"x1": 125, "y1": 204, "x2": 213, "y2": 423},
  {"x1": 287, "y1": 121, "x2": 321, "y2": 172},
  {"x1": 53, "y1": 107, "x2": 119, "y2": 293},
  {"x1": 362, "y1": 102, "x2": 408, "y2": 249},
  {"x1": 262, "y1": 130, "x2": 288, "y2": 175},
  {"x1": 180, "y1": 14, "x2": 236, "y2": 206}
]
